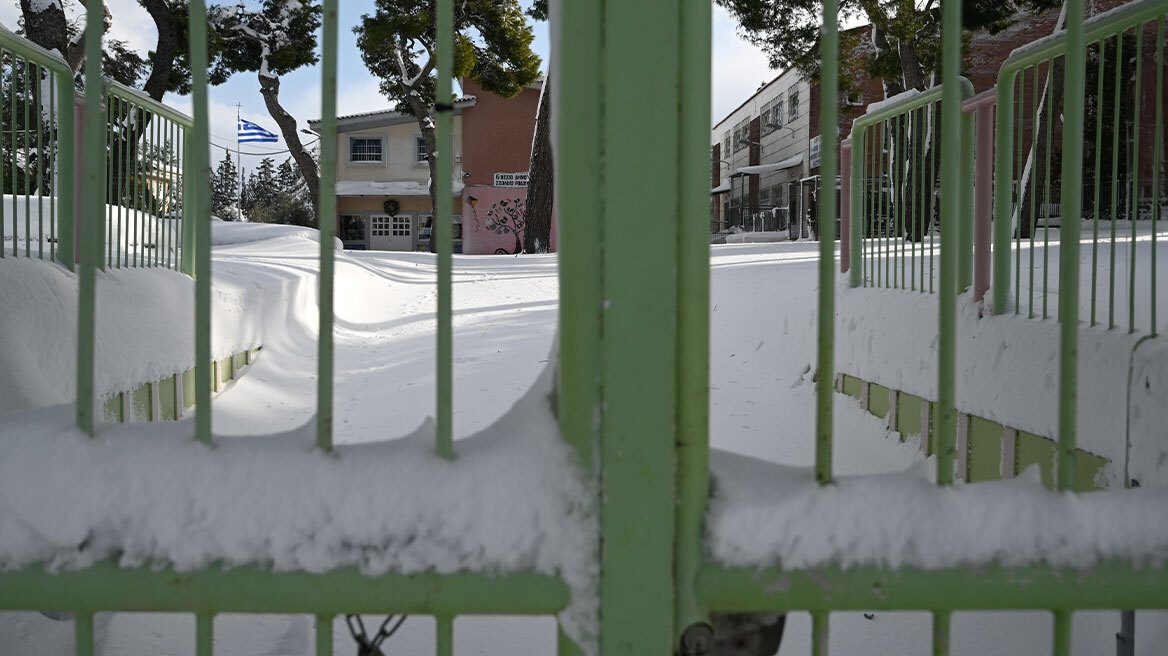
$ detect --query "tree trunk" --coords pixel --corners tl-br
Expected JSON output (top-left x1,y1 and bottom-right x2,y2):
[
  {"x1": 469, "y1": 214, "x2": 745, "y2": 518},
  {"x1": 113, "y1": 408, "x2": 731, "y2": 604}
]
[
  {"x1": 401, "y1": 91, "x2": 439, "y2": 252},
  {"x1": 19, "y1": 0, "x2": 100, "y2": 72},
  {"x1": 524, "y1": 73, "x2": 553, "y2": 253},
  {"x1": 139, "y1": 0, "x2": 180, "y2": 101},
  {"x1": 258, "y1": 73, "x2": 321, "y2": 226}
]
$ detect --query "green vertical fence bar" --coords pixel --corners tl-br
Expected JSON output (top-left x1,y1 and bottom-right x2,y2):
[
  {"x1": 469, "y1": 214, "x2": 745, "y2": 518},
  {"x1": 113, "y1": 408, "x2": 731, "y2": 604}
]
[
  {"x1": 1091, "y1": 38, "x2": 1105, "y2": 326},
  {"x1": 817, "y1": 0, "x2": 839, "y2": 486},
  {"x1": 601, "y1": 0, "x2": 681, "y2": 652},
  {"x1": 674, "y1": 0, "x2": 712, "y2": 642},
  {"x1": 190, "y1": 0, "x2": 212, "y2": 445},
  {"x1": 1150, "y1": 16, "x2": 1163, "y2": 337},
  {"x1": 75, "y1": 611, "x2": 95, "y2": 656},
  {"x1": 1129, "y1": 25, "x2": 1144, "y2": 334},
  {"x1": 434, "y1": 0, "x2": 453, "y2": 460},
  {"x1": 1053, "y1": 610, "x2": 1071, "y2": 656},
  {"x1": 75, "y1": 0, "x2": 106, "y2": 436},
  {"x1": 1041, "y1": 64, "x2": 1052, "y2": 320},
  {"x1": 555, "y1": 0, "x2": 602, "y2": 468},
  {"x1": 23, "y1": 52, "x2": 29, "y2": 258},
  {"x1": 936, "y1": 0, "x2": 962, "y2": 487},
  {"x1": 9, "y1": 50, "x2": 15, "y2": 258},
  {"x1": 196, "y1": 613, "x2": 213, "y2": 656},
  {"x1": 436, "y1": 615, "x2": 453, "y2": 656},
  {"x1": 1110, "y1": 34, "x2": 1121, "y2": 329},
  {"x1": 36, "y1": 63, "x2": 43, "y2": 259},
  {"x1": 811, "y1": 611, "x2": 828, "y2": 656},
  {"x1": 182, "y1": 128, "x2": 194, "y2": 275},
  {"x1": 1057, "y1": 0, "x2": 1085, "y2": 491},
  {"x1": 316, "y1": 0, "x2": 338, "y2": 452},
  {"x1": 315, "y1": 614, "x2": 333, "y2": 656},
  {"x1": 849, "y1": 125, "x2": 863, "y2": 288},
  {"x1": 932, "y1": 612, "x2": 951, "y2": 656},
  {"x1": 56, "y1": 65, "x2": 74, "y2": 271},
  {"x1": 959, "y1": 106, "x2": 974, "y2": 292}
]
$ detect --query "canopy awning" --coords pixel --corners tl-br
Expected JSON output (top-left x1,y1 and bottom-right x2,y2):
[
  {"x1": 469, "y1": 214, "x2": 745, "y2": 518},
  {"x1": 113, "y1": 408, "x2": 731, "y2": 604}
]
[
  {"x1": 735, "y1": 153, "x2": 804, "y2": 176},
  {"x1": 710, "y1": 181, "x2": 731, "y2": 194}
]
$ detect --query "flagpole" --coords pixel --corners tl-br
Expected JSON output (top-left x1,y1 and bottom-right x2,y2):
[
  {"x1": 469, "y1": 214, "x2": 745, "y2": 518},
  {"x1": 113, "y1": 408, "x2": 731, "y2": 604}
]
[{"x1": 236, "y1": 103, "x2": 243, "y2": 221}]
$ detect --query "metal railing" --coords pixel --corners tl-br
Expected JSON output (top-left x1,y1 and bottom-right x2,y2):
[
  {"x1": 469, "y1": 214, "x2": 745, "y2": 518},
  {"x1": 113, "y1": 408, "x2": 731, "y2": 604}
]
[
  {"x1": 103, "y1": 82, "x2": 190, "y2": 271},
  {"x1": 845, "y1": 80, "x2": 975, "y2": 292},
  {"x1": 0, "y1": 26, "x2": 190, "y2": 274},
  {"x1": 993, "y1": 0, "x2": 1166, "y2": 337},
  {"x1": 0, "y1": 24, "x2": 73, "y2": 266},
  {"x1": 0, "y1": 1, "x2": 1166, "y2": 655}
]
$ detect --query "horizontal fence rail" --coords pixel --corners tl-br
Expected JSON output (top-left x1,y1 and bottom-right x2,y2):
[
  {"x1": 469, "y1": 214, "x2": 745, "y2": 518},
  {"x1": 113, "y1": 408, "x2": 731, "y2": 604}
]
[
  {"x1": 846, "y1": 79, "x2": 975, "y2": 293},
  {"x1": 993, "y1": 0, "x2": 1167, "y2": 338}
]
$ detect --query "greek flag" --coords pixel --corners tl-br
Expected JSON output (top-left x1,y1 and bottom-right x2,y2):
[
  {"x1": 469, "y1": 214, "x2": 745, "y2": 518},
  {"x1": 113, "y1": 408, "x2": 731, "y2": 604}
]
[{"x1": 238, "y1": 118, "x2": 279, "y2": 143}]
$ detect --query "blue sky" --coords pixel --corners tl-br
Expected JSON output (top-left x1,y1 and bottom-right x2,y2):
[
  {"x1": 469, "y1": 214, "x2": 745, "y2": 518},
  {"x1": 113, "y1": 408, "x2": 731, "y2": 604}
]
[{"x1": 0, "y1": 1, "x2": 777, "y2": 172}]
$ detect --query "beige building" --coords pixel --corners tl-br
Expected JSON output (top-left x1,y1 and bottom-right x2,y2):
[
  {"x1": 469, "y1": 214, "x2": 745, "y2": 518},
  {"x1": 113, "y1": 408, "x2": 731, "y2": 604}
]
[{"x1": 310, "y1": 99, "x2": 472, "y2": 251}]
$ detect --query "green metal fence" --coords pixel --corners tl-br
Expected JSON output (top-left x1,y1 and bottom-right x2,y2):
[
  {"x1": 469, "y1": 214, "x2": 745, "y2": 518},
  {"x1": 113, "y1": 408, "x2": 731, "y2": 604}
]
[
  {"x1": 1, "y1": 0, "x2": 1167, "y2": 655},
  {"x1": 0, "y1": 27, "x2": 190, "y2": 274},
  {"x1": 992, "y1": 0, "x2": 1166, "y2": 337},
  {"x1": 0, "y1": 24, "x2": 73, "y2": 268},
  {"x1": 103, "y1": 82, "x2": 190, "y2": 272},
  {"x1": 846, "y1": 81, "x2": 975, "y2": 293}
]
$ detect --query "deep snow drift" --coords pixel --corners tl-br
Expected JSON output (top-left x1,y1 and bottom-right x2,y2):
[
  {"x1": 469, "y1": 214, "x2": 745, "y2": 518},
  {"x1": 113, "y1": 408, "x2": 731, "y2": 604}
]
[{"x1": 0, "y1": 225, "x2": 1164, "y2": 654}]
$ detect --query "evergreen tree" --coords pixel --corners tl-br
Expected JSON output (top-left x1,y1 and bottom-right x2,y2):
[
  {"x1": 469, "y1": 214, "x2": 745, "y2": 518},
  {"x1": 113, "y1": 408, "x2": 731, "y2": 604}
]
[
  {"x1": 249, "y1": 157, "x2": 279, "y2": 210},
  {"x1": 212, "y1": 152, "x2": 239, "y2": 219},
  {"x1": 355, "y1": 0, "x2": 541, "y2": 225}
]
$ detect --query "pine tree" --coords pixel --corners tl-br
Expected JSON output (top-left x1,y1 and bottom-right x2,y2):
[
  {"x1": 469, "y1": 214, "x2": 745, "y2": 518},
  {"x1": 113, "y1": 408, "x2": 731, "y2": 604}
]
[
  {"x1": 212, "y1": 152, "x2": 240, "y2": 219},
  {"x1": 250, "y1": 158, "x2": 279, "y2": 210}
]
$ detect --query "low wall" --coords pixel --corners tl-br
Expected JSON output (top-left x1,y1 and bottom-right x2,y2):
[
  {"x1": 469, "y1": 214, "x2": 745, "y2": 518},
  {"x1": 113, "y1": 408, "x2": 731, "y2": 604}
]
[
  {"x1": 102, "y1": 348, "x2": 262, "y2": 423},
  {"x1": 460, "y1": 186, "x2": 557, "y2": 255}
]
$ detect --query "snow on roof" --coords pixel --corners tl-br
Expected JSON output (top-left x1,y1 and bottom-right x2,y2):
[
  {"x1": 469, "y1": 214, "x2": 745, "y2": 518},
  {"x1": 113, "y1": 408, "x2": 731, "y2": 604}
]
[
  {"x1": 711, "y1": 181, "x2": 731, "y2": 194},
  {"x1": 735, "y1": 153, "x2": 804, "y2": 175},
  {"x1": 336, "y1": 180, "x2": 465, "y2": 197}
]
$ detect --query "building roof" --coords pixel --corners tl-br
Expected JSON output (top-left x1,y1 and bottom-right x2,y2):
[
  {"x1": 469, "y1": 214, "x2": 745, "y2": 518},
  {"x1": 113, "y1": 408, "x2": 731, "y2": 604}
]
[
  {"x1": 308, "y1": 97, "x2": 477, "y2": 133},
  {"x1": 336, "y1": 180, "x2": 465, "y2": 198}
]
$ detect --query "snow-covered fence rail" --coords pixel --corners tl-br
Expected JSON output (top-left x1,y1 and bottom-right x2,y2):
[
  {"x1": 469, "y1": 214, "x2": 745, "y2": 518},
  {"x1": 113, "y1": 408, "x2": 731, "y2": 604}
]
[
  {"x1": 0, "y1": 23, "x2": 74, "y2": 268},
  {"x1": 844, "y1": 80, "x2": 975, "y2": 294},
  {"x1": 992, "y1": 0, "x2": 1166, "y2": 336}
]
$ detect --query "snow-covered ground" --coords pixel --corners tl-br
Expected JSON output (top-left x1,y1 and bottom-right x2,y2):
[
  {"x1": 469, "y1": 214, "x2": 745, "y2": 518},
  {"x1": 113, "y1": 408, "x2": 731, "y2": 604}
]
[{"x1": 1, "y1": 224, "x2": 1165, "y2": 654}]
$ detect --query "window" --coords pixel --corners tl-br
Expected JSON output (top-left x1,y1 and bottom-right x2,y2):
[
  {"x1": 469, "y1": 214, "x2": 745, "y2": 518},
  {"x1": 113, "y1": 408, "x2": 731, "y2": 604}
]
[
  {"x1": 339, "y1": 214, "x2": 367, "y2": 242},
  {"x1": 732, "y1": 118, "x2": 750, "y2": 152},
  {"x1": 722, "y1": 132, "x2": 732, "y2": 157},
  {"x1": 774, "y1": 100, "x2": 785, "y2": 128},
  {"x1": 788, "y1": 89, "x2": 799, "y2": 121},
  {"x1": 349, "y1": 136, "x2": 384, "y2": 163},
  {"x1": 392, "y1": 215, "x2": 411, "y2": 236},
  {"x1": 846, "y1": 88, "x2": 863, "y2": 106},
  {"x1": 371, "y1": 215, "x2": 391, "y2": 237},
  {"x1": 415, "y1": 136, "x2": 428, "y2": 163},
  {"x1": 772, "y1": 185, "x2": 785, "y2": 206},
  {"x1": 760, "y1": 99, "x2": 779, "y2": 135},
  {"x1": 760, "y1": 187, "x2": 771, "y2": 205}
]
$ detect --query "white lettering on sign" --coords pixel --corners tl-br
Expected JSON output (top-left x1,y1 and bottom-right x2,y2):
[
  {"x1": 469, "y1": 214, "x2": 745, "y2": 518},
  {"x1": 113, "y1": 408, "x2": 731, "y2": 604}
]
[
  {"x1": 494, "y1": 171, "x2": 530, "y2": 187},
  {"x1": 809, "y1": 135, "x2": 822, "y2": 169}
]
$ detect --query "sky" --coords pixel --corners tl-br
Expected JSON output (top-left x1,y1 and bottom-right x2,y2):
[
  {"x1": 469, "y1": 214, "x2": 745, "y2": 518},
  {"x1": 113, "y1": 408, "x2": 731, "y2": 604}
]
[{"x1": 0, "y1": 1, "x2": 777, "y2": 173}]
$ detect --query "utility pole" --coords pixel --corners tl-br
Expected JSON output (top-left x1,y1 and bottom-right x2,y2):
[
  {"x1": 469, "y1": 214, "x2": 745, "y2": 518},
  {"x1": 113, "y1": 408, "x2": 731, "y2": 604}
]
[{"x1": 236, "y1": 103, "x2": 244, "y2": 221}]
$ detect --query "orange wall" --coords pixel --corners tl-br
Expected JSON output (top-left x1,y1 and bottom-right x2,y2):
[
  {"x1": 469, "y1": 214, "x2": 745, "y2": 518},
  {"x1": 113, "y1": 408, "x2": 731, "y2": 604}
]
[{"x1": 460, "y1": 78, "x2": 542, "y2": 188}]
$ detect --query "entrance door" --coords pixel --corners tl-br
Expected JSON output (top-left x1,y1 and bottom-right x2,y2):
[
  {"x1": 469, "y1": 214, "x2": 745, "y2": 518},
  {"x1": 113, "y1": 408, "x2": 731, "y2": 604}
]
[{"x1": 368, "y1": 213, "x2": 413, "y2": 251}]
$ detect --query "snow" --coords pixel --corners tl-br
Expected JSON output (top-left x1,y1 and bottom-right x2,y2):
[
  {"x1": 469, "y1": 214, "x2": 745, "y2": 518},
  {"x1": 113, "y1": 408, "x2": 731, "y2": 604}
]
[
  {"x1": 1, "y1": 227, "x2": 1166, "y2": 653},
  {"x1": 711, "y1": 181, "x2": 731, "y2": 194},
  {"x1": 736, "y1": 153, "x2": 804, "y2": 175},
  {"x1": 707, "y1": 450, "x2": 1168, "y2": 570}
]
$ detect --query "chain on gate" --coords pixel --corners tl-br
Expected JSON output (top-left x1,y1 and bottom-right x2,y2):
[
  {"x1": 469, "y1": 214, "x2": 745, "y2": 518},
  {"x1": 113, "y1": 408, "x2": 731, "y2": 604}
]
[{"x1": 345, "y1": 613, "x2": 407, "y2": 655}]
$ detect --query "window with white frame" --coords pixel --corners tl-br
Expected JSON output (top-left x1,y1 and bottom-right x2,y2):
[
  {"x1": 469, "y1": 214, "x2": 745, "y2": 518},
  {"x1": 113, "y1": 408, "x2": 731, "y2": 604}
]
[
  {"x1": 788, "y1": 89, "x2": 799, "y2": 121},
  {"x1": 415, "y1": 136, "x2": 428, "y2": 163},
  {"x1": 392, "y1": 215, "x2": 411, "y2": 236},
  {"x1": 349, "y1": 136, "x2": 384, "y2": 163}
]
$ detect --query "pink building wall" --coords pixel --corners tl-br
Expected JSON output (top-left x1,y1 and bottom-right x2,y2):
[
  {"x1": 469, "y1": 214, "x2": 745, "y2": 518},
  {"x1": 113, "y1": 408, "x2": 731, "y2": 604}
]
[{"x1": 461, "y1": 186, "x2": 556, "y2": 255}]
